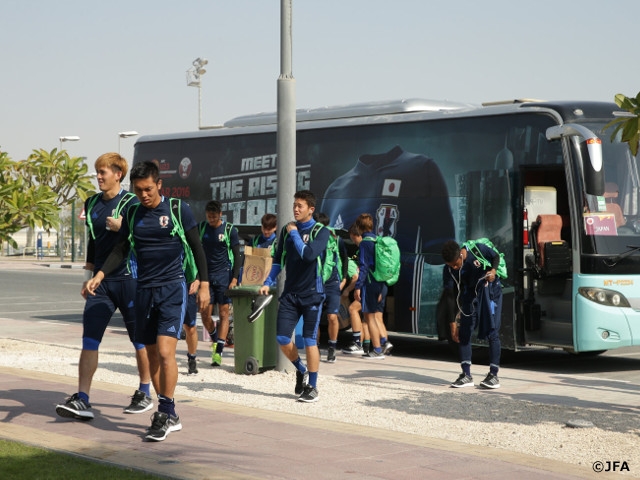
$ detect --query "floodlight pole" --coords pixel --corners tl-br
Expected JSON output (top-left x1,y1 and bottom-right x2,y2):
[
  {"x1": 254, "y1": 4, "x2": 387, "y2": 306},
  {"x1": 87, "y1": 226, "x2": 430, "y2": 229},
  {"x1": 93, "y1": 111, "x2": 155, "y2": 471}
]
[{"x1": 187, "y1": 58, "x2": 208, "y2": 130}]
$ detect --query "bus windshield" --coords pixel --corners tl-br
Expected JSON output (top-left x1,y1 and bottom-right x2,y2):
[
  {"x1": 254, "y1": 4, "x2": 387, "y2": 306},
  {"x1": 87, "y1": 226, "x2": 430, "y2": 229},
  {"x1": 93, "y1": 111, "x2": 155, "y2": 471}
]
[{"x1": 578, "y1": 121, "x2": 640, "y2": 261}]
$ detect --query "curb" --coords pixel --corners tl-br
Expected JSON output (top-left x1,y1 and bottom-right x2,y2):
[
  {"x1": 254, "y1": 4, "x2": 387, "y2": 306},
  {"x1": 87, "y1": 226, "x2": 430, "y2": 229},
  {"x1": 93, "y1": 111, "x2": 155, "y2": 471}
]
[{"x1": 40, "y1": 264, "x2": 85, "y2": 269}]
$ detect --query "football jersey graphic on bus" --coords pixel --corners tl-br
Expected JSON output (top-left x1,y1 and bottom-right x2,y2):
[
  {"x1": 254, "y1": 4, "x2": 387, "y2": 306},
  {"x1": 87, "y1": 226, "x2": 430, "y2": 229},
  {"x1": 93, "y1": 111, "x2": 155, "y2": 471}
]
[{"x1": 320, "y1": 145, "x2": 454, "y2": 263}]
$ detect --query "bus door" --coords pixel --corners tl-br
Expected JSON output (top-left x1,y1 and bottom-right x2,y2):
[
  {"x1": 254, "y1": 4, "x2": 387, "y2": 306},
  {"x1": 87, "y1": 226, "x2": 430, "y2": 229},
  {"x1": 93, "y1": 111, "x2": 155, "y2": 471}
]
[{"x1": 520, "y1": 165, "x2": 574, "y2": 348}]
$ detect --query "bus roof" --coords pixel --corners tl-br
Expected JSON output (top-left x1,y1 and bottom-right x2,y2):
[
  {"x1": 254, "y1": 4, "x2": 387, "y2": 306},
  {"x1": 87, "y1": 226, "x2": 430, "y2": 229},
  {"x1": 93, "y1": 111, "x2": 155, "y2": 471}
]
[
  {"x1": 135, "y1": 98, "x2": 622, "y2": 144},
  {"x1": 222, "y1": 98, "x2": 475, "y2": 127}
]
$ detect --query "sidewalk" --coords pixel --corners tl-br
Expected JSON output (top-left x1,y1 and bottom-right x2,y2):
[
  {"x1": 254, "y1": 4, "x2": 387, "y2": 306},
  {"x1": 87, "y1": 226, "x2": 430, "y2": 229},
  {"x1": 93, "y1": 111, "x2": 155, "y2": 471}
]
[
  {"x1": 0, "y1": 366, "x2": 589, "y2": 480},
  {"x1": 0, "y1": 258, "x2": 613, "y2": 478},
  {"x1": 0, "y1": 255, "x2": 84, "y2": 269}
]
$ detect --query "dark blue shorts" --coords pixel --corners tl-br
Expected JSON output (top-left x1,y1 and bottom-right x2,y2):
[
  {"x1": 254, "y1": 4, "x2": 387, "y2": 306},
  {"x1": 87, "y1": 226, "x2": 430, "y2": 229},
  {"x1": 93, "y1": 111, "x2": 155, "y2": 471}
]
[
  {"x1": 277, "y1": 292, "x2": 325, "y2": 340},
  {"x1": 135, "y1": 281, "x2": 187, "y2": 345},
  {"x1": 83, "y1": 277, "x2": 136, "y2": 343},
  {"x1": 361, "y1": 280, "x2": 387, "y2": 314},
  {"x1": 184, "y1": 293, "x2": 197, "y2": 328},
  {"x1": 210, "y1": 283, "x2": 231, "y2": 305},
  {"x1": 323, "y1": 280, "x2": 341, "y2": 314}
]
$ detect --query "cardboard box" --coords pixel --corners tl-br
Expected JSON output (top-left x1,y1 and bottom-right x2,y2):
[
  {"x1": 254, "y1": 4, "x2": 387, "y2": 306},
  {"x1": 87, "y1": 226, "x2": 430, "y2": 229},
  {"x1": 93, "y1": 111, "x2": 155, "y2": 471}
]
[{"x1": 241, "y1": 246, "x2": 273, "y2": 286}]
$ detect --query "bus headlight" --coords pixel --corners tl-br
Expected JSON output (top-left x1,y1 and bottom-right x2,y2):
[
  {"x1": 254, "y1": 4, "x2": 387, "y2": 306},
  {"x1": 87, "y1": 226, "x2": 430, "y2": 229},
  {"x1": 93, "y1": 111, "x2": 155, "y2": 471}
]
[{"x1": 578, "y1": 287, "x2": 630, "y2": 307}]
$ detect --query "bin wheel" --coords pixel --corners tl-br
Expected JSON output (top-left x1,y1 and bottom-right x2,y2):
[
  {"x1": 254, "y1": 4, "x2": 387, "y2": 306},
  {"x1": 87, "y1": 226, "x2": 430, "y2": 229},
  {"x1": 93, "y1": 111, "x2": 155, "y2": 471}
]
[{"x1": 244, "y1": 357, "x2": 259, "y2": 375}]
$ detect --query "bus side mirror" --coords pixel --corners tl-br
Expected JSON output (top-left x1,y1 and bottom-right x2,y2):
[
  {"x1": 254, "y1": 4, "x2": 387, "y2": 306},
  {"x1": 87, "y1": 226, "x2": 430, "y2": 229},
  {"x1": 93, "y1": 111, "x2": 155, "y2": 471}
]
[
  {"x1": 579, "y1": 138, "x2": 605, "y2": 196},
  {"x1": 546, "y1": 124, "x2": 605, "y2": 196}
]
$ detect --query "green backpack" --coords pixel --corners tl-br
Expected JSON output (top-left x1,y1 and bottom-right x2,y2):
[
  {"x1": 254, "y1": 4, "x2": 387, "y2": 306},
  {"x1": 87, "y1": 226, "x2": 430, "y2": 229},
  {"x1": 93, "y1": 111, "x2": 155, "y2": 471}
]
[
  {"x1": 320, "y1": 227, "x2": 342, "y2": 283},
  {"x1": 127, "y1": 198, "x2": 198, "y2": 283},
  {"x1": 462, "y1": 237, "x2": 508, "y2": 279},
  {"x1": 362, "y1": 235, "x2": 401, "y2": 286},
  {"x1": 85, "y1": 191, "x2": 136, "y2": 240}
]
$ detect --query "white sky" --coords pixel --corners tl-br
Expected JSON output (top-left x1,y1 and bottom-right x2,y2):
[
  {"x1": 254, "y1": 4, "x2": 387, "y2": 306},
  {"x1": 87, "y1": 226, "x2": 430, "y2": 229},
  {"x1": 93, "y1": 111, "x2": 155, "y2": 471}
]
[{"x1": 1, "y1": 0, "x2": 638, "y2": 166}]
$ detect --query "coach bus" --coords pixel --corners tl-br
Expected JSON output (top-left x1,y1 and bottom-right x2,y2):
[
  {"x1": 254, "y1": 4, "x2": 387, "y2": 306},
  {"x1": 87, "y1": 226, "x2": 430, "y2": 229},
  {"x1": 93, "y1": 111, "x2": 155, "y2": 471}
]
[{"x1": 132, "y1": 98, "x2": 640, "y2": 353}]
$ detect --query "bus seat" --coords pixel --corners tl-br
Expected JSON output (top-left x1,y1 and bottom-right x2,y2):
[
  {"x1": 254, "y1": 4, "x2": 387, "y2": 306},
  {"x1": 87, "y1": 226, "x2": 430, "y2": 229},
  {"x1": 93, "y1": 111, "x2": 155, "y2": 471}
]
[
  {"x1": 606, "y1": 202, "x2": 626, "y2": 227},
  {"x1": 604, "y1": 182, "x2": 619, "y2": 201},
  {"x1": 530, "y1": 214, "x2": 571, "y2": 276}
]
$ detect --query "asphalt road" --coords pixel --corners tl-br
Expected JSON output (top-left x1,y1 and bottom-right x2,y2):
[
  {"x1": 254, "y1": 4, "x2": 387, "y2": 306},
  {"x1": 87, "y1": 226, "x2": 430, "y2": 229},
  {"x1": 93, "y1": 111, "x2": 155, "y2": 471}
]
[{"x1": 2, "y1": 261, "x2": 640, "y2": 385}]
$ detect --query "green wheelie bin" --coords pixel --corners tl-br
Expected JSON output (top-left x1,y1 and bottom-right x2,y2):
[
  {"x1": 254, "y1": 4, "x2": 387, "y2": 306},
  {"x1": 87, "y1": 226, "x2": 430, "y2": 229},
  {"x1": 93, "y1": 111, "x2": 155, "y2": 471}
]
[{"x1": 226, "y1": 286, "x2": 278, "y2": 374}]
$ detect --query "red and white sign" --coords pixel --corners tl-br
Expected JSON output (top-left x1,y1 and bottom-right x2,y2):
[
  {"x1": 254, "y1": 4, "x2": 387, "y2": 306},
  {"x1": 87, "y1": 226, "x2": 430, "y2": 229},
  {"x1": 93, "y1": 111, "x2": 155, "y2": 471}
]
[{"x1": 584, "y1": 213, "x2": 617, "y2": 236}]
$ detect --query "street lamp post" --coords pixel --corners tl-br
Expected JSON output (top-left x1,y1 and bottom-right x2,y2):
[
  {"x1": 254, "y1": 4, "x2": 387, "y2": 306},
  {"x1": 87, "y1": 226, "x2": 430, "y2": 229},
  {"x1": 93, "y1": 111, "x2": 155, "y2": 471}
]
[
  {"x1": 118, "y1": 131, "x2": 139, "y2": 191},
  {"x1": 118, "y1": 130, "x2": 139, "y2": 155},
  {"x1": 186, "y1": 57, "x2": 208, "y2": 129},
  {"x1": 59, "y1": 136, "x2": 80, "y2": 262},
  {"x1": 59, "y1": 135, "x2": 80, "y2": 151}
]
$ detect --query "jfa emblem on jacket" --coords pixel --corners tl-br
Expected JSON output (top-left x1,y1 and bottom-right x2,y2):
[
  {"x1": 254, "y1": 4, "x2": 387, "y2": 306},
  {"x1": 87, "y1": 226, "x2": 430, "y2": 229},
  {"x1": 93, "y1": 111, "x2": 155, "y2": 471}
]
[
  {"x1": 376, "y1": 204, "x2": 399, "y2": 237},
  {"x1": 159, "y1": 216, "x2": 169, "y2": 228}
]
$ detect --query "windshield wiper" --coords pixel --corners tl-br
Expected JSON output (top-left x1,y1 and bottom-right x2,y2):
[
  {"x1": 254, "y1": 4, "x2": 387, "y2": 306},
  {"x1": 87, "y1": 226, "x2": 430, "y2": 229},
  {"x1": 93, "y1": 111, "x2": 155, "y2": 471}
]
[{"x1": 604, "y1": 245, "x2": 640, "y2": 267}]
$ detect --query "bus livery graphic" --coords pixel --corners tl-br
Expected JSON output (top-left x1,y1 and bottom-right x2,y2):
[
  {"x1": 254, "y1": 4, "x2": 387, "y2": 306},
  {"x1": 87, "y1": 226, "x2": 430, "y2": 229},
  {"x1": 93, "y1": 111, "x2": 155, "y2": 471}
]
[{"x1": 132, "y1": 98, "x2": 640, "y2": 354}]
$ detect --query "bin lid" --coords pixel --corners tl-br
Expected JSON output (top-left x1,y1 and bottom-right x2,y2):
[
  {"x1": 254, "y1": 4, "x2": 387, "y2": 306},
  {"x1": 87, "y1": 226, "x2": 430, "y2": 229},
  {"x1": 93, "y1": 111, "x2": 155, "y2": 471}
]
[{"x1": 225, "y1": 286, "x2": 276, "y2": 297}]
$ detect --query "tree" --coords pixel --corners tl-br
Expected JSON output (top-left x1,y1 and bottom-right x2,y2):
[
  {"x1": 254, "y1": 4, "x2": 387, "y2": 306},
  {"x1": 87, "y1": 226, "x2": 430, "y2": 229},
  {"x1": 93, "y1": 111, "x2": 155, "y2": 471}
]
[
  {"x1": 604, "y1": 92, "x2": 640, "y2": 156},
  {"x1": 0, "y1": 148, "x2": 96, "y2": 248}
]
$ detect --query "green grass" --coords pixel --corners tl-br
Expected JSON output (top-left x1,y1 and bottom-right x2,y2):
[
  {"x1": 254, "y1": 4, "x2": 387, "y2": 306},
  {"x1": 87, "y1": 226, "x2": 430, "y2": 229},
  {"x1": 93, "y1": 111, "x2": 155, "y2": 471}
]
[{"x1": 0, "y1": 439, "x2": 163, "y2": 480}]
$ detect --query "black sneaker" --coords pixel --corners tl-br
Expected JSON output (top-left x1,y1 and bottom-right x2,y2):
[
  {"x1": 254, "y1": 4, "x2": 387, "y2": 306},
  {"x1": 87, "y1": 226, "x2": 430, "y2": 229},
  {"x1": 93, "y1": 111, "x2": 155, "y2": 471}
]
[
  {"x1": 479, "y1": 373, "x2": 500, "y2": 389},
  {"x1": 363, "y1": 349, "x2": 385, "y2": 359},
  {"x1": 362, "y1": 343, "x2": 371, "y2": 355},
  {"x1": 188, "y1": 357, "x2": 198, "y2": 375},
  {"x1": 295, "y1": 369, "x2": 309, "y2": 395},
  {"x1": 145, "y1": 412, "x2": 182, "y2": 442},
  {"x1": 326, "y1": 346, "x2": 336, "y2": 363},
  {"x1": 450, "y1": 373, "x2": 474, "y2": 388},
  {"x1": 342, "y1": 342, "x2": 364, "y2": 355},
  {"x1": 55, "y1": 393, "x2": 94, "y2": 420},
  {"x1": 382, "y1": 341, "x2": 394, "y2": 356},
  {"x1": 298, "y1": 384, "x2": 319, "y2": 403},
  {"x1": 124, "y1": 389, "x2": 154, "y2": 414},
  {"x1": 248, "y1": 294, "x2": 274, "y2": 323}
]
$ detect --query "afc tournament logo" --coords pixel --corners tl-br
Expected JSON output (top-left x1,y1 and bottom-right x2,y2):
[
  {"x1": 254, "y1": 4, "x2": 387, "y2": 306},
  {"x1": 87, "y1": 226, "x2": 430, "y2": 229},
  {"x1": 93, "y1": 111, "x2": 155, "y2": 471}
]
[
  {"x1": 179, "y1": 157, "x2": 192, "y2": 179},
  {"x1": 376, "y1": 204, "x2": 399, "y2": 237},
  {"x1": 159, "y1": 216, "x2": 169, "y2": 228}
]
